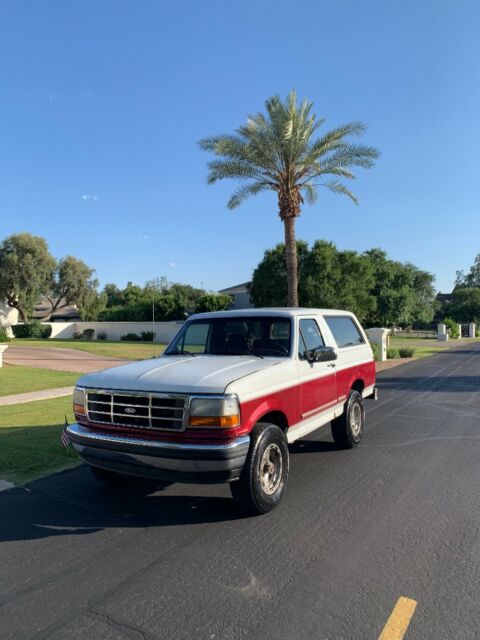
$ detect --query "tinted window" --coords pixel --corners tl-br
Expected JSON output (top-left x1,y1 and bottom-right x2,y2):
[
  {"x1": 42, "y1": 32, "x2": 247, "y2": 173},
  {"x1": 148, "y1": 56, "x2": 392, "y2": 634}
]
[
  {"x1": 298, "y1": 319, "x2": 324, "y2": 361},
  {"x1": 166, "y1": 317, "x2": 292, "y2": 357},
  {"x1": 325, "y1": 316, "x2": 364, "y2": 348}
]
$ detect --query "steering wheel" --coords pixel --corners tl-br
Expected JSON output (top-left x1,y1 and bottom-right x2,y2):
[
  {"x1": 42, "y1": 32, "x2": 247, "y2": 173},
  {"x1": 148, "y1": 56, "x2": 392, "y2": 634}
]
[{"x1": 254, "y1": 341, "x2": 289, "y2": 356}]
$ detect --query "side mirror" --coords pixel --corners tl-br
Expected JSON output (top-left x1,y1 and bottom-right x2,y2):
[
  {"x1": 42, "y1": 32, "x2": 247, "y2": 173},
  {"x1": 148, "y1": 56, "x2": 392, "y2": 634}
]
[{"x1": 310, "y1": 346, "x2": 337, "y2": 363}]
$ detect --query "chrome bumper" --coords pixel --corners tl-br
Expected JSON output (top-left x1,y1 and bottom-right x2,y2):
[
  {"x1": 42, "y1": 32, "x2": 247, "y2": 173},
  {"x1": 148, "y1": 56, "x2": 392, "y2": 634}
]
[{"x1": 67, "y1": 423, "x2": 250, "y2": 484}]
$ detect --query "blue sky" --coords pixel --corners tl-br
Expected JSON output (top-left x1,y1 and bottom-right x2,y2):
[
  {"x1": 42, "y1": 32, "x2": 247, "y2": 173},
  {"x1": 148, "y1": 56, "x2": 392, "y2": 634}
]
[{"x1": 1, "y1": 0, "x2": 479, "y2": 293}]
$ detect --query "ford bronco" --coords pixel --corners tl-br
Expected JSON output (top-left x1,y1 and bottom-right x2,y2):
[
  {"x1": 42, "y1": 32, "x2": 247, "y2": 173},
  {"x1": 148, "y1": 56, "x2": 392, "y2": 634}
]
[{"x1": 67, "y1": 308, "x2": 376, "y2": 514}]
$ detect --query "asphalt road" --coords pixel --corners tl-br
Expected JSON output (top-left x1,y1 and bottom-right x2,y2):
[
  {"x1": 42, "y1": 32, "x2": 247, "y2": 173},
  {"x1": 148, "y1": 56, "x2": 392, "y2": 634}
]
[
  {"x1": 1, "y1": 343, "x2": 480, "y2": 639},
  {"x1": 4, "y1": 346, "x2": 130, "y2": 372}
]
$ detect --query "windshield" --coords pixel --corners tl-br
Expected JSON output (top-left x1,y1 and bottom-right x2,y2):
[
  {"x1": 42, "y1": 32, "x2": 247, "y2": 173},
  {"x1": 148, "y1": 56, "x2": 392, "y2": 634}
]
[{"x1": 166, "y1": 316, "x2": 292, "y2": 357}]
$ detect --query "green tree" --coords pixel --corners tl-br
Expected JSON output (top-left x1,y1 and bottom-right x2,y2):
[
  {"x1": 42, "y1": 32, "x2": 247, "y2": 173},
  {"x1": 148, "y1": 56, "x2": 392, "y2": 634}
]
[
  {"x1": 78, "y1": 288, "x2": 107, "y2": 321},
  {"x1": 303, "y1": 241, "x2": 375, "y2": 322},
  {"x1": 200, "y1": 89, "x2": 379, "y2": 306},
  {"x1": 364, "y1": 249, "x2": 435, "y2": 326},
  {"x1": 250, "y1": 241, "x2": 310, "y2": 307},
  {"x1": 455, "y1": 254, "x2": 480, "y2": 288},
  {"x1": 195, "y1": 293, "x2": 232, "y2": 313},
  {"x1": 251, "y1": 241, "x2": 435, "y2": 326},
  {"x1": 46, "y1": 255, "x2": 96, "y2": 319},
  {"x1": 448, "y1": 288, "x2": 480, "y2": 322},
  {"x1": 103, "y1": 283, "x2": 123, "y2": 307},
  {"x1": 0, "y1": 233, "x2": 56, "y2": 323}
]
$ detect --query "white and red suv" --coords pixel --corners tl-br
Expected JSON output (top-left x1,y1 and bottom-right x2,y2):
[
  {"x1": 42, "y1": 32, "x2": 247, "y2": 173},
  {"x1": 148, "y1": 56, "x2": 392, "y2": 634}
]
[{"x1": 67, "y1": 308, "x2": 376, "y2": 514}]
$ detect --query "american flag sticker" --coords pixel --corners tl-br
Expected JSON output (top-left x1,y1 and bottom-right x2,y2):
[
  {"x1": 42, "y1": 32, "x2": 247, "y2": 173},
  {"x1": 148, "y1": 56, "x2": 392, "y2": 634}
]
[{"x1": 61, "y1": 415, "x2": 70, "y2": 448}]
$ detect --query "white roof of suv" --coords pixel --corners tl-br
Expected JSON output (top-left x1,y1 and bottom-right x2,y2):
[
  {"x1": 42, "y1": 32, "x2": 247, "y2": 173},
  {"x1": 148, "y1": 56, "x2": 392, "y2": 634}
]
[{"x1": 189, "y1": 308, "x2": 357, "y2": 320}]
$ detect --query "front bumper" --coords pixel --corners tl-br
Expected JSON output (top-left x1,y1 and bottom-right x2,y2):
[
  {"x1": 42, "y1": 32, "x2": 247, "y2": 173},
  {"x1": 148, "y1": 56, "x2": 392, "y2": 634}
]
[{"x1": 67, "y1": 423, "x2": 250, "y2": 484}]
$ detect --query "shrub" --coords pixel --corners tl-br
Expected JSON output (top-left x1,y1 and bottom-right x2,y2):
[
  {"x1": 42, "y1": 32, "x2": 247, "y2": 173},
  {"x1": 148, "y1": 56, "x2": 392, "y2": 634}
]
[
  {"x1": 443, "y1": 317, "x2": 459, "y2": 339},
  {"x1": 12, "y1": 322, "x2": 52, "y2": 339},
  {"x1": 141, "y1": 331, "x2": 155, "y2": 342},
  {"x1": 387, "y1": 348, "x2": 398, "y2": 359},
  {"x1": 97, "y1": 332, "x2": 107, "y2": 340},
  {"x1": 72, "y1": 331, "x2": 82, "y2": 340},
  {"x1": 399, "y1": 347, "x2": 415, "y2": 358},
  {"x1": 369, "y1": 341, "x2": 380, "y2": 362},
  {"x1": 120, "y1": 332, "x2": 141, "y2": 341},
  {"x1": 0, "y1": 327, "x2": 11, "y2": 342},
  {"x1": 81, "y1": 329, "x2": 95, "y2": 340}
]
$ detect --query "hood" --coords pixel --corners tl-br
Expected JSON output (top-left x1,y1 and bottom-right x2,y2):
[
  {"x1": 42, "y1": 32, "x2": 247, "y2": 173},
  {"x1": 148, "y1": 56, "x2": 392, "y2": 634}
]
[{"x1": 76, "y1": 354, "x2": 281, "y2": 395}]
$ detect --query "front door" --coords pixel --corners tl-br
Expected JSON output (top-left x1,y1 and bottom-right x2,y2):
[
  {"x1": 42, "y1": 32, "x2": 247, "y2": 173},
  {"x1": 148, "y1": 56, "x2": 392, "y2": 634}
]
[{"x1": 297, "y1": 318, "x2": 337, "y2": 420}]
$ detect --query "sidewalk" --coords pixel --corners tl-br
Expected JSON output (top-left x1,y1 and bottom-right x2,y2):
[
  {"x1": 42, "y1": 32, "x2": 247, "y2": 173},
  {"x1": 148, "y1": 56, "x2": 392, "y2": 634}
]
[{"x1": 0, "y1": 386, "x2": 74, "y2": 407}]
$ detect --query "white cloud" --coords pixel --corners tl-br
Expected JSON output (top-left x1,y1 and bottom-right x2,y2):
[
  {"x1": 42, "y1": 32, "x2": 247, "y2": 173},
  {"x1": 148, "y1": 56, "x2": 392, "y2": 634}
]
[
  {"x1": 169, "y1": 262, "x2": 176, "y2": 268},
  {"x1": 81, "y1": 194, "x2": 98, "y2": 201}
]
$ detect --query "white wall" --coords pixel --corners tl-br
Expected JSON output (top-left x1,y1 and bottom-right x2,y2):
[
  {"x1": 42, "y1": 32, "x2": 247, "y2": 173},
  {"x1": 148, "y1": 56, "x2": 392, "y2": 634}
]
[
  {"x1": 0, "y1": 301, "x2": 18, "y2": 337},
  {"x1": 42, "y1": 321, "x2": 183, "y2": 343}
]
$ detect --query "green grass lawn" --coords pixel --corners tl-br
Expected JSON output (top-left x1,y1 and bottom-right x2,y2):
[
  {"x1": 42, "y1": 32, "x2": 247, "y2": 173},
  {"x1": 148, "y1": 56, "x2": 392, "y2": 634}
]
[
  {"x1": 0, "y1": 396, "x2": 78, "y2": 485},
  {"x1": 388, "y1": 336, "x2": 478, "y2": 360},
  {"x1": 10, "y1": 338, "x2": 167, "y2": 360},
  {"x1": 0, "y1": 365, "x2": 79, "y2": 397}
]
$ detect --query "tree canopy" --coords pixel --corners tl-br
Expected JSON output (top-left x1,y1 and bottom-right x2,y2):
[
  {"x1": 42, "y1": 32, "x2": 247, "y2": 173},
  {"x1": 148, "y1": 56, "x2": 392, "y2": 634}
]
[
  {"x1": 446, "y1": 288, "x2": 480, "y2": 323},
  {"x1": 0, "y1": 233, "x2": 103, "y2": 322},
  {"x1": 0, "y1": 233, "x2": 56, "y2": 323},
  {"x1": 99, "y1": 280, "x2": 231, "y2": 321},
  {"x1": 250, "y1": 241, "x2": 436, "y2": 327},
  {"x1": 455, "y1": 254, "x2": 480, "y2": 289}
]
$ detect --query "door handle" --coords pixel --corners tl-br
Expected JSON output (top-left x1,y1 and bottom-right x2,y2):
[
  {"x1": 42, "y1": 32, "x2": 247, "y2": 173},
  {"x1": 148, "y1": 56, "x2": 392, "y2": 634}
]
[{"x1": 327, "y1": 363, "x2": 336, "y2": 368}]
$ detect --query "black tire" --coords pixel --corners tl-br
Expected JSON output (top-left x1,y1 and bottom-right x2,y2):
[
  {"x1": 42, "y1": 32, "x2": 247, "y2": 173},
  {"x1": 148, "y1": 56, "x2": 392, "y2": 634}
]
[
  {"x1": 89, "y1": 465, "x2": 167, "y2": 491},
  {"x1": 331, "y1": 390, "x2": 364, "y2": 449},
  {"x1": 230, "y1": 422, "x2": 289, "y2": 516}
]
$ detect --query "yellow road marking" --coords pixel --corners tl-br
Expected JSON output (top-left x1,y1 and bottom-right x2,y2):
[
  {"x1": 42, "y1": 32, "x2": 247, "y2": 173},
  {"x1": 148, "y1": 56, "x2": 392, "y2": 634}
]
[{"x1": 378, "y1": 597, "x2": 418, "y2": 640}]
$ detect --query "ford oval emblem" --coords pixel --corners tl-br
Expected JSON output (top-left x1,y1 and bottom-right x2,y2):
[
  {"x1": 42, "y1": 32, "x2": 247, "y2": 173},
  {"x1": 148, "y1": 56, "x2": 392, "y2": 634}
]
[{"x1": 125, "y1": 407, "x2": 136, "y2": 415}]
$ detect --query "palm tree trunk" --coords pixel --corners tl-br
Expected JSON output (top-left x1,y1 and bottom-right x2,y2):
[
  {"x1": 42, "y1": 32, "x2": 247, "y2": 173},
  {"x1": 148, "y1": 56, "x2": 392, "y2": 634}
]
[{"x1": 284, "y1": 216, "x2": 298, "y2": 307}]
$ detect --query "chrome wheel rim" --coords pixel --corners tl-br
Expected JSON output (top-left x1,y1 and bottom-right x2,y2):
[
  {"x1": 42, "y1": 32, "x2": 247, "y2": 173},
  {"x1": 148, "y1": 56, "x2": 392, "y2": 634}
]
[
  {"x1": 350, "y1": 402, "x2": 362, "y2": 437},
  {"x1": 259, "y1": 443, "x2": 283, "y2": 495}
]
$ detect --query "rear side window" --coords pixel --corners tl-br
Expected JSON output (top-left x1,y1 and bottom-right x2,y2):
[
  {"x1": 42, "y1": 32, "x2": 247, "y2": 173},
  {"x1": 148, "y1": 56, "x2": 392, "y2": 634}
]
[
  {"x1": 298, "y1": 319, "x2": 325, "y2": 360},
  {"x1": 325, "y1": 316, "x2": 364, "y2": 348}
]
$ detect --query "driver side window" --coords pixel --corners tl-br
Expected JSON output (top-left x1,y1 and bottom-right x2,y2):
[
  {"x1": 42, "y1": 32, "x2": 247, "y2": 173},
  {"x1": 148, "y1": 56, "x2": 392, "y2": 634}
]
[{"x1": 298, "y1": 319, "x2": 324, "y2": 361}]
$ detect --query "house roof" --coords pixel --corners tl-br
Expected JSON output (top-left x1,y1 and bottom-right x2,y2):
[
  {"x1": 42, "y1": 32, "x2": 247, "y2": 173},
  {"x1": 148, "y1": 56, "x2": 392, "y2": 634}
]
[
  {"x1": 32, "y1": 297, "x2": 80, "y2": 320},
  {"x1": 218, "y1": 282, "x2": 251, "y2": 294}
]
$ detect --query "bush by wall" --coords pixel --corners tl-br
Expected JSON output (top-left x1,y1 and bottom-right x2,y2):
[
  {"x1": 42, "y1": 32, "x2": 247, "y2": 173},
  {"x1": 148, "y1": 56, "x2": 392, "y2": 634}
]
[
  {"x1": 141, "y1": 331, "x2": 155, "y2": 342},
  {"x1": 12, "y1": 322, "x2": 52, "y2": 339},
  {"x1": 387, "y1": 348, "x2": 398, "y2": 359},
  {"x1": 0, "y1": 327, "x2": 11, "y2": 342},
  {"x1": 398, "y1": 347, "x2": 415, "y2": 358},
  {"x1": 120, "y1": 333, "x2": 141, "y2": 341},
  {"x1": 369, "y1": 341, "x2": 380, "y2": 362},
  {"x1": 97, "y1": 332, "x2": 107, "y2": 340},
  {"x1": 443, "y1": 317, "x2": 459, "y2": 339}
]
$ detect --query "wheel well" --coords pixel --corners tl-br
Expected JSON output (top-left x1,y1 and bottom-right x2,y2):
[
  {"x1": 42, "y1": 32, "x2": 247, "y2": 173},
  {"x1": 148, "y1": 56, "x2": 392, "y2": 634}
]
[
  {"x1": 351, "y1": 379, "x2": 365, "y2": 394},
  {"x1": 257, "y1": 411, "x2": 289, "y2": 433}
]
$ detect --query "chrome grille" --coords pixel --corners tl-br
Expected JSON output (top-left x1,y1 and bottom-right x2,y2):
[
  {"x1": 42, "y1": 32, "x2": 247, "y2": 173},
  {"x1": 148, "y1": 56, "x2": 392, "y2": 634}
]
[{"x1": 86, "y1": 390, "x2": 187, "y2": 431}]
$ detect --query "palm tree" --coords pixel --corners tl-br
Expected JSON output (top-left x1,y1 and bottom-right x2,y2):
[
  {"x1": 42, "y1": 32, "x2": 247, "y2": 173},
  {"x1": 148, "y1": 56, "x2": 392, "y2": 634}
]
[{"x1": 199, "y1": 90, "x2": 379, "y2": 306}]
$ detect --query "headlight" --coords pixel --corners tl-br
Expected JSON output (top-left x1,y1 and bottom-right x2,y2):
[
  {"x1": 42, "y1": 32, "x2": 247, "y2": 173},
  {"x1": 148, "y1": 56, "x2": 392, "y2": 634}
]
[
  {"x1": 188, "y1": 395, "x2": 240, "y2": 428},
  {"x1": 73, "y1": 387, "x2": 86, "y2": 415}
]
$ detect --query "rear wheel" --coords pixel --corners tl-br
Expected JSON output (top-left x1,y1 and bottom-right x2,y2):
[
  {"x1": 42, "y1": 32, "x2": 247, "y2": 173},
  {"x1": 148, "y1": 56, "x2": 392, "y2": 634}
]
[
  {"x1": 230, "y1": 422, "x2": 289, "y2": 515},
  {"x1": 331, "y1": 390, "x2": 364, "y2": 449}
]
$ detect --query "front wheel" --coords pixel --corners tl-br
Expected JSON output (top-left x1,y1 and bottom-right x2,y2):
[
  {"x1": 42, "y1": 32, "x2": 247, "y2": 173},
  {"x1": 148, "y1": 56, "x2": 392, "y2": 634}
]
[
  {"x1": 230, "y1": 422, "x2": 289, "y2": 516},
  {"x1": 331, "y1": 390, "x2": 364, "y2": 449}
]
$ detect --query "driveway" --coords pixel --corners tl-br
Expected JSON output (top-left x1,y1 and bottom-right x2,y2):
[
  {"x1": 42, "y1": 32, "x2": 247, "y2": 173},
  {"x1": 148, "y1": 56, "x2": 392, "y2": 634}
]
[
  {"x1": 1, "y1": 343, "x2": 480, "y2": 639},
  {"x1": 4, "y1": 346, "x2": 131, "y2": 373}
]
